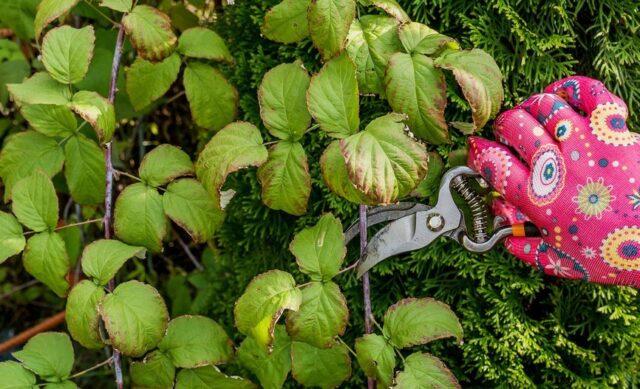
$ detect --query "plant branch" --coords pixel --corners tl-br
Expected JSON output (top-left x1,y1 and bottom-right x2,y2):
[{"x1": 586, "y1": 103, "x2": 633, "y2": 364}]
[
  {"x1": 173, "y1": 230, "x2": 204, "y2": 271},
  {"x1": 0, "y1": 311, "x2": 66, "y2": 353},
  {"x1": 337, "y1": 336, "x2": 357, "y2": 358},
  {"x1": 82, "y1": 0, "x2": 119, "y2": 26},
  {"x1": 69, "y1": 356, "x2": 114, "y2": 379},
  {"x1": 0, "y1": 279, "x2": 39, "y2": 301},
  {"x1": 359, "y1": 204, "x2": 376, "y2": 389}
]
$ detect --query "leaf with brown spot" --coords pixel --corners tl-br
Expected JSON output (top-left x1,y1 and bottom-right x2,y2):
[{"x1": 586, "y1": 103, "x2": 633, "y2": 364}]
[
  {"x1": 122, "y1": 5, "x2": 177, "y2": 62},
  {"x1": 308, "y1": 0, "x2": 356, "y2": 61},
  {"x1": 393, "y1": 352, "x2": 460, "y2": 388}
]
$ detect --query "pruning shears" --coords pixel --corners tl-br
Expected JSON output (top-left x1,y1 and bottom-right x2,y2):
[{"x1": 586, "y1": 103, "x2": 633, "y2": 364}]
[{"x1": 344, "y1": 166, "x2": 539, "y2": 277}]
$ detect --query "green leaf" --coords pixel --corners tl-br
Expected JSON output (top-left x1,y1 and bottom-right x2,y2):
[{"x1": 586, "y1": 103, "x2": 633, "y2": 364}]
[
  {"x1": 176, "y1": 366, "x2": 256, "y2": 389},
  {"x1": 34, "y1": 0, "x2": 80, "y2": 39},
  {"x1": 385, "y1": 53, "x2": 448, "y2": 144},
  {"x1": 126, "y1": 53, "x2": 181, "y2": 112},
  {"x1": 100, "y1": 280, "x2": 169, "y2": 357},
  {"x1": 340, "y1": 113, "x2": 428, "y2": 204},
  {"x1": 7, "y1": 72, "x2": 72, "y2": 106},
  {"x1": 43, "y1": 381, "x2": 77, "y2": 389},
  {"x1": 114, "y1": 182, "x2": 166, "y2": 253},
  {"x1": 291, "y1": 341, "x2": 351, "y2": 388},
  {"x1": 234, "y1": 270, "x2": 301, "y2": 351},
  {"x1": 237, "y1": 325, "x2": 291, "y2": 389},
  {"x1": 163, "y1": 179, "x2": 224, "y2": 243},
  {"x1": 258, "y1": 62, "x2": 311, "y2": 141},
  {"x1": 130, "y1": 351, "x2": 175, "y2": 389},
  {"x1": 0, "y1": 361, "x2": 36, "y2": 389},
  {"x1": 64, "y1": 134, "x2": 106, "y2": 205},
  {"x1": 413, "y1": 152, "x2": 444, "y2": 198},
  {"x1": 434, "y1": 49, "x2": 504, "y2": 130},
  {"x1": 12, "y1": 332, "x2": 74, "y2": 381},
  {"x1": 183, "y1": 62, "x2": 238, "y2": 132},
  {"x1": 286, "y1": 281, "x2": 348, "y2": 348},
  {"x1": 0, "y1": 211, "x2": 25, "y2": 264},
  {"x1": 41, "y1": 25, "x2": 95, "y2": 84},
  {"x1": 383, "y1": 297, "x2": 463, "y2": 348},
  {"x1": 59, "y1": 223, "x2": 82, "y2": 267},
  {"x1": 65, "y1": 280, "x2": 106, "y2": 349},
  {"x1": 158, "y1": 315, "x2": 234, "y2": 368},
  {"x1": 0, "y1": 60, "x2": 30, "y2": 107},
  {"x1": 11, "y1": 172, "x2": 58, "y2": 232},
  {"x1": 289, "y1": 213, "x2": 345, "y2": 281},
  {"x1": 367, "y1": 0, "x2": 410, "y2": 22},
  {"x1": 308, "y1": 0, "x2": 355, "y2": 61},
  {"x1": 261, "y1": 0, "x2": 310, "y2": 44},
  {"x1": 320, "y1": 141, "x2": 373, "y2": 204},
  {"x1": 345, "y1": 16, "x2": 401, "y2": 95},
  {"x1": 307, "y1": 53, "x2": 359, "y2": 138},
  {"x1": 81, "y1": 239, "x2": 146, "y2": 286},
  {"x1": 23, "y1": 232, "x2": 70, "y2": 297},
  {"x1": 398, "y1": 22, "x2": 457, "y2": 55},
  {"x1": 355, "y1": 333, "x2": 396, "y2": 387},
  {"x1": 177, "y1": 27, "x2": 232, "y2": 62},
  {"x1": 21, "y1": 105, "x2": 77, "y2": 137},
  {"x1": 139, "y1": 144, "x2": 194, "y2": 187},
  {"x1": 393, "y1": 352, "x2": 460, "y2": 389},
  {"x1": 0, "y1": 131, "x2": 64, "y2": 202},
  {"x1": 69, "y1": 90, "x2": 116, "y2": 143},
  {"x1": 122, "y1": 5, "x2": 177, "y2": 62},
  {"x1": 195, "y1": 121, "x2": 268, "y2": 202},
  {"x1": 100, "y1": 0, "x2": 132, "y2": 13},
  {"x1": 257, "y1": 141, "x2": 310, "y2": 216},
  {"x1": 0, "y1": 0, "x2": 39, "y2": 40}
]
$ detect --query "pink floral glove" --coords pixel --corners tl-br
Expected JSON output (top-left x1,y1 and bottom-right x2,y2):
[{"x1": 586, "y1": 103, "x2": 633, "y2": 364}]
[{"x1": 468, "y1": 76, "x2": 640, "y2": 287}]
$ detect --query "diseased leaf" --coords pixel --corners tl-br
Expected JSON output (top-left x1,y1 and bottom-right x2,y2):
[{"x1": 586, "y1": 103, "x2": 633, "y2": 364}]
[
  {"x1": 12, "y1": 332, "x2": 74, "y2": 382},
  {"x1": 130, "y1": 351, "x2": 175, "y2": 389},
  {"x1": 0, "y1": 131, "x2": 65, "y2": 202},
  {"x1": 23, "y1": 232, "x2": 70, "y2": 297},
  {"x1": 320, "y1": 141, "x2": 374, "y2": 204},
  {"x1": 398, "y1": 22, "x2": 457, "y2": 55},
  {"x1": 0, "y1": 361, "x2": 36, "y2": 389},
  {"x1": 195, "y1": 121, "x2": 268, "y2": 203},
  {"x1": 261, "y1": 0, "x2": 311, "y2": 44},
  {"x1": 0, "y1": 211, "x2": 25, "y2": 264},
  {"x1": 286, "y1": 281, "x2": 348, "y2": 348},
  {"x1": 21, "y1": 105, "x2": 76, "y2": 137},
  {"x1": 257, "y1": 141, "x2": 310, "y2": 216},
  {"x1": 12, "y1": 171, "x2": 58, "y2": 232},
  {"x1": 64, "y1": 134, "x2": 106, "y2": 205},
  {"x1": 81, "y1": 239, "x2": 146, "y2": 286},
  {"x1": 122, "y1": 5, "x2": 177, "y2": 62},
  {"x1": 69, "y1": 91, "x2": 115, "y2": 143},
  {"x1": 234, "y1": 270, "x2": 301, "y2": 351},
  {"x1": 175, "y1": 366, "x2": 256, "y2": 389},
  {"x1": 163, "y1": 179, "x2": 224, "y2": 243},
  {"x1": 139, "y1": 144, "x2": 194, "y2": 187},
  {"x1": 184, "y1": 62, "x2": 238, "y2": 131},
  {"x1": 289, "y1": 214, "x2": 345, "y2": 281},
  {"x1": 177, "y1": 27, "x2": 232, "y2": 62},
  {"x1": 355, "y1": 333, "x2": 396, "y2": 387},
  {"x1": 434, "y1": 49, "x2": 503, "y2": 130},
  {"x1": 100, "y1": 0, "x2": 132, "y2": 13},
  {"x1": 65, "y1": 280, "x2": 106, "y2": 349},
  {"x1": 7, "y1": 72, "x2": 72, "y2": 106},
  {"x1": 126, "y1": 53, "x2": 181, "y2": 111},
  {"x1": 34, "y1": 0, "x2": 80, "y2": 39},
  {"x1": 307, "y1": 53, "x2": 359, "y2": 138},
  {"x1": 258, "y1": 62, "x2": 311, "y2": 141},
  {"x1": 158, "y1": 315, "x2": 234, "y2": 368},
  {"x1": 340, "y1": 113, "x2": 428, "y2": 204},
  {"x1": 385, "y1": 52, "x2": 448, "y2": 144},
  {"x1": 100, "y1": 280, "x2": 169, "y2": 357},
  {"x1": 393, "y1": 352, "x2": 460, "y2": 389},
  {"x1": 41, "y1": 25, "x2": 95, "y2": 84},
  {"x1": 383, "y1": 298, "x2": 463, "y2": 348},
  {"x1": 308, "y1": 0, "x2": 355, "y2": 61},
  {"x1": 345, "y1": 16, "x2": 401, "y2": 95},
  {"x1": 114, "y1": 182, "x2": 167, "y2": 253},
  {"x1": 237, "y1": 325, "x2": 291, "y2": 389},
  {"x1": 368, "y1": 0, "x2": 410, "y2": 22},
  {"x1": 291, "y1": 341, "x2": 351, "y2": 388}
]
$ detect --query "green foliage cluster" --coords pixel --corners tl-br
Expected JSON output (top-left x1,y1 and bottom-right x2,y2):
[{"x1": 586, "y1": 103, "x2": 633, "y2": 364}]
[{"x1": 202, "y1": 0, "x2": 640, "y2": 387}]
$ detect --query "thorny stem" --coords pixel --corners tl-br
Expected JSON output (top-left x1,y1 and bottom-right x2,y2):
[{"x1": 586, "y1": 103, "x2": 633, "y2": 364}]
[
  {"x1": 104, "y1": 24, "x2": 125, "y2": 389},
  {"x1": 359, "y1": 204, "x2": 376, "y2": 389}
]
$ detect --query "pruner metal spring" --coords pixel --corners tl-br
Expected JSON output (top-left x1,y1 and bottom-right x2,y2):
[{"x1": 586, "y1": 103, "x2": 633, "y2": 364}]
[{"x1": 451, "y1": 175, "x2": 490, "y2": 243}]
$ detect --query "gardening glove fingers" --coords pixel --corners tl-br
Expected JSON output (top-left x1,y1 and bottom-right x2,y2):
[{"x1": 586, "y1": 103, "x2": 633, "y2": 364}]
[{"x1": 468, "y1": 75, "x2": 640, "y2": 287}]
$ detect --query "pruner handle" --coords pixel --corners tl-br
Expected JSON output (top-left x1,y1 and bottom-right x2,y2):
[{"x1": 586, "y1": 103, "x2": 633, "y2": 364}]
[{"x1": 461, "y1": 222, "x2": 539, "y2": 253}]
